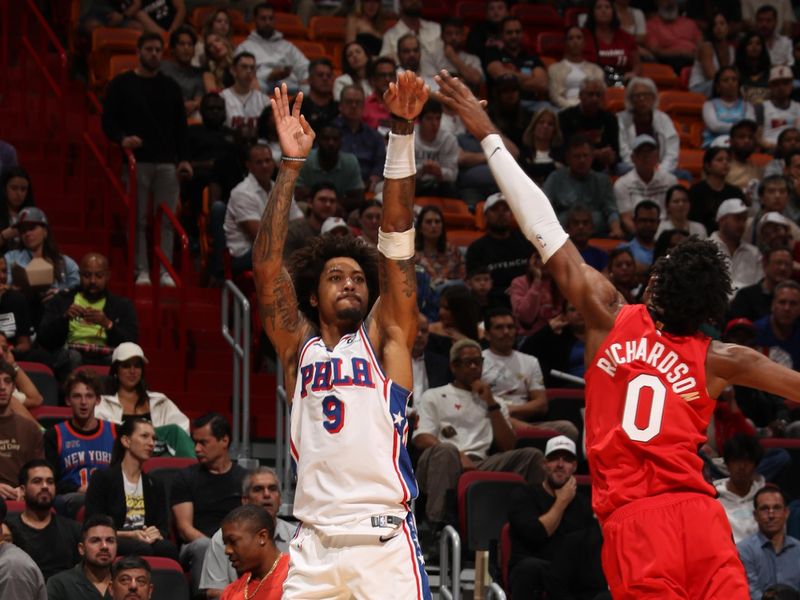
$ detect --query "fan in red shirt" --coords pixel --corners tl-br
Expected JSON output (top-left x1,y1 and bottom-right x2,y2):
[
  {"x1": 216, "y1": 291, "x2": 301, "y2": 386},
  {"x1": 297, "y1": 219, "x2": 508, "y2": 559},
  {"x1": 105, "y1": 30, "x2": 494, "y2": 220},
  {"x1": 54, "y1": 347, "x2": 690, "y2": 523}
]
[{"x1": 435, "y1": 70, "x2": 800, "y2": 600}]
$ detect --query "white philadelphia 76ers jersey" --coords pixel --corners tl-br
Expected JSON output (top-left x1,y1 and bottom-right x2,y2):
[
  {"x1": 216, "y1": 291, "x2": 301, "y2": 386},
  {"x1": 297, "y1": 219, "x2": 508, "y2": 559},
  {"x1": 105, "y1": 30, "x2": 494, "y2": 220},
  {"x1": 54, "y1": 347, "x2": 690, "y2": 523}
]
[{"x1": 290, "y1": 324, "x2": 417, "y2": 534}]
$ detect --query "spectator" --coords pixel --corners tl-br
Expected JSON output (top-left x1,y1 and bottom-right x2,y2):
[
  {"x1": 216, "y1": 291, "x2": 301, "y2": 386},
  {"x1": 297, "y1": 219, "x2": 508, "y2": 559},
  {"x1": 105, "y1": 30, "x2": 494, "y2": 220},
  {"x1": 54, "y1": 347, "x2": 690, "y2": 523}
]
[
  {"x1": 344, "y1": 0, "x2": 385, "y2": 57},
  {"x1": 356, "y1": 200, "x2": 381, "y2": 246},
  {"x1": 543, "y1": 134, "x2": 623, "y2": 238},
  {"x1": 652, "y1": 228, "x2": 690, "y2": 264},
  {"x1": 507, "y1": 436, "x2": 594, "y2": 599},
  {"x1": 299, "y1": 58, "x2": 338, "y2": 133},
  {"x1": 746, "y1": 176, "x2": 800, "y2": 245},
  {"x1": 333, "y1": 42, "x2": 372, "y2": 100},
  {"x1": 757, "y1": 66, "x2": 800, "y2": 152},
  {"x1": 784, "y1": 149, "x2": 800, "y2": 222},
  {"x1": 614, "y1": 0, "x2": 647, "y2": 46},
  {"x1": 193, "y1": 8, "x2": 232, "y2": 67},
  {"x1": 688, "y1": 147, "x2": 746, "y2": 233},
  {"x1": 703, "y1": 67, "x2": 756, "y2": 149},
  {"x1": 0, "y1": 497, "x2": 46, "y2": 599},
  {"x1": 737, "y1": 33, "x2": 773, "y2": 106},
  {"x1": 465, "y1": 193, "x2": 534, "y2": 308},
  {"x1": 0, "y1": 333, "x2": 43, "y2": 417},
  {"x1": 613, "y1": 134, "x2": 678, "y2": 234},
  {"x1": 715, "y1": 434, "x2": 765, "y2": 544},
  {"x1": 617, "y1": 77, "x2": 680, "y2": 175},
  {"x1": 379, "y1": 0, "x2": 442, "y2": 79},
  {"x1": 656, "y1": 184, "x2": 708, "y2": 238},
  {"x1": 283, "y1": 182, "x2": 339, "y2": 258},
  {"x1": 44, "y1": 371, "x2": 115, "y2": 518},
  {"x1": 0, "y1": 165, "x2": 35, "y2": 252},
  {"x1": 738, "y1": 485, "x2": 800, "y2": 599},
  {"x1": 765, "y1": 128, "x2": 800, "y2": 177},
  {"x1": 200, "y1": 468, "x2": 295, "y2": 598},
  {"x1": 727, "y1": 119, "x2": 764, "y2": 191},
  {"x1": 689, "y1": 12, "x2": 735, "y2": 97},
  {"x1": 411, "y1": 313, "x2": 451, "y2": 403},
  {"x1": 295, "y1": 124, "x2": 364, "y2": 212},
  {"x1": 519, "y1": 108, "x2": 563, "y2": 186},
  {"x1": 136, "y1": 0, "x2": 185, "y2": 36},
  {"x1": 256, "y1": 104, "x2": 282, "y2": 162},
  {"x1": 202, "y1": 32, "x2": 235, "y2": 92},
  {"x1": 465, "y1": 0, "x2": 507, "y2": 66},
  {"x1": 84, "y1": 417, "x2": 178, "y2": 559},
  {"x1": 710, "y1": 198, "x2": 764, "y2": 295},
  {"x1": 485, "y1": 16, "x2": 548, "y2": 111},
  {"x1": 607, "y1": 247, "x2": 639, "y2": 304},
  {"x1": 414, "y1": 100, "x2": 458, "y2": 197},
  {"x1": 0, "y1": 360, "x2": 43, "y2": 497},
  {"x1": 38, "y1": 253, "x2": 138, "y2": 381},
  {"x1": 742, "y1": 0, "x2": 795, "y2": 36},
  {"x1": 0, "y1": 256, "x2": 34, "y2": 356},
  {"x1": 620, "y1": 200, "x2": 661, "y2": 278},
  {"x1": 520, "y1": 302, "x2": 587, "y2": 386},
  {"x1": 583, "y1": 0, "x2": 641, "y2": 85},
  {"x1": 171, "y1": 413, "x2": 247, "y2": 592},
  {"x1": 509, "y1": 254, "x2": 563, "y2": 338},
  {"x1": 759, "y1": 213, "x2": 795, "y2": 251},
  {"x1": 549, "y1": 27, "x2": 604, "y2": 110},
  {"x1": 221, "y1": 53, "x2": 268, "y2": 132},
  {"x1": 438, "y1": 17, "x2": 483, "y2": 90},
  {"x1": 80, "y1": 1, "x2": 143, "y2": 35},
  {"x1": 397, "y1": 33, "x2": 436, "y2": 90},
  {"x1": 465, "y1": 264, "x2": 494, "y2": 322},
  {"x1": 46, "y1": 514, "x2": 118, "y2": 600},
  {"x1": 413, "y1": 339, "x2": 545, "y2": 527},
  {"x1": 482, "y1": 308, "x2": 579, "y2": 440},
  {"x1": 236, "y1": 2, "x2": 309, "y2": 94},
  {"x1": 754, "y1": 280, "x2": 800, "y2": 369},
  {"x1": 645, "y1": 0, "x2": 702, "y2": 72},
  {"x1": 454, "y1": 129, "x2": 513, "y2": 207},
  {"x1": 109, "y1": 555, "x2": 153, "y2": 600},
  {"x1": 558, "y1": 78, "x2": 619, "y2": 173},
  {"x1": 101, "y1": 32, "x2": 191, "y2": 287},
  {"x1": 428, "y1": 285, "x2": 482, "y2": 355},
  {"x1": 565, "y1": 204, "x2": 610, "y2": 271},
  {"x1": 224, "y1": 144, "x2": 303, "y2": 277},
  {"x1": 755, "y1": 4, "x2": 794, "y2": 67},
  {"x1": 160, "y1": 26, "x2": 203, "y2": 118},
  {"x1": 362, "y1": 57, "x2": 396, "y2": 135},
  {"x1": 413, "y1": 205, "x2": 465, "y2": 289},
  {"x1": 218, "y1": 505, "x2": 289, "y2": 600},
  {"x1": 335, "y1": 85, "x2": 385, "y2": 190},
  {"x1": 7, "y1": 459, "x2": 81, "y2": 580},
  {"x1": 487, "y1": 74, "x2": 529, "y2": 149}
]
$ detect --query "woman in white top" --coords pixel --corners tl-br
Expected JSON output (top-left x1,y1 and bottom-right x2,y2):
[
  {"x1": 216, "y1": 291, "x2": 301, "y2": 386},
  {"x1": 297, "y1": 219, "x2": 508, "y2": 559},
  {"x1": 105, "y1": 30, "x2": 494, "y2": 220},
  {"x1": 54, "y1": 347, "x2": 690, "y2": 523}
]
[
  {"x1": 656, "y1": 185, "x2": 708, "y2": 238},
  {"x1": 613, "y1": 0, "x2": 651, "y2": 59},
  {"x1": 689, "y1": 12, "x2": 736, "y2": 97},
  {"x1": 702, "y1": 66, "x2": 755, "y2": 148},
  {"x1": 548, "y1": 27, "x2": 605, "y2": 109},
  {"x1": 334, "y1": 41, "x2": 374, "y2": 101}
]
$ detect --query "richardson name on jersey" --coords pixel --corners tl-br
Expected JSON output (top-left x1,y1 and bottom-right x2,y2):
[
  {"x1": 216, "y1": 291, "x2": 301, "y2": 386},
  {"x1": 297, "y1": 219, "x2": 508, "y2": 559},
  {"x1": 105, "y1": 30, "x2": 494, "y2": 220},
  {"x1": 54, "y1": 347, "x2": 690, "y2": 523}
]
[{"x1": 595, "y1": 337, "x2": 697, "y2": 394}]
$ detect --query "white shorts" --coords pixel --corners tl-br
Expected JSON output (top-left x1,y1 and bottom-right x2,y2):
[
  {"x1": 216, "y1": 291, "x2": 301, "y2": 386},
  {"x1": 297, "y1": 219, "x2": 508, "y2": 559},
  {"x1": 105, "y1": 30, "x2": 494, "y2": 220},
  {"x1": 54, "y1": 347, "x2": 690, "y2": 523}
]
[{"x1": 282, "y1": 513, "x2": 431, "y2": 599}]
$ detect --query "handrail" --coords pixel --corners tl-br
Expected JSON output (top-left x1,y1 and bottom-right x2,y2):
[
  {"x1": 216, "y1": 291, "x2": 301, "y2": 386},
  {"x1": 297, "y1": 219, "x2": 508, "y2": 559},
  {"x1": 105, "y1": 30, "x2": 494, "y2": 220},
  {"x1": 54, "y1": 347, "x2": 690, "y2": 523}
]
[
  {"x1": 439, "y1": 525, "x2": 462, "y2": 600},
  {"x1": 23, "y1": 0, "x2": 68, "y2": 60},
  {"x1": 19, "y1": 38, "x2": 63, "y2": 99},
  {"x1": 221, "y1": 280, "x2": 253, "y2": 462},
  {"x1": 275, "y1": 365, "x2": 293, "y2": 510},
  {"x1": 485, "y1": 583, "x2": 507, "y2": 600}
]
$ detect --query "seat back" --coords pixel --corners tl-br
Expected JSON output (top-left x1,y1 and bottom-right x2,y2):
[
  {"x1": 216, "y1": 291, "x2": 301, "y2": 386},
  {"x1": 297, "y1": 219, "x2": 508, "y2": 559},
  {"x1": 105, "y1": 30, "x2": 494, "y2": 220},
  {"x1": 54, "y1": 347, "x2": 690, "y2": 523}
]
[
  {"x1": 23, "y1": 369, "x2": 59, "y2": 406},
  {"x1": 499, "y1": 522, "x2": 512, "y2": 591},
  {"x1": 464, "y1": 478, "x2": 526, "y2": 553},
  {"x1": 139, "y1": 557, "x2": 190, "y2": 600},
  {"x1": 143, "y1": 457, "x2": 198, "y2": 474},
  {"x1": 275, "y1": 12, "x2": 308, "y2": 40},
  {"x1": 31, "y1": 405, "x2": 72, "y2": 429},
  {"x1": 457, "y1": 471, "x2": 525, "y2": 546}
]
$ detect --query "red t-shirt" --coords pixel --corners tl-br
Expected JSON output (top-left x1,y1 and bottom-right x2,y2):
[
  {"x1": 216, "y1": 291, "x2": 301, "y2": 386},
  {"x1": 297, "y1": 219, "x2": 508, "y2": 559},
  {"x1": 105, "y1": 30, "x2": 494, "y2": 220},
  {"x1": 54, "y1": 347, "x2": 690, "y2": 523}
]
[
  {"x1": 582, "y1": 28, "x2": 638, "y2": 72},
  {"x1": 220, "y1": 553, "x2": 289, "y2": 600},
  {"x1": 585, "y1": 304, "x2": 717, "y2": 522}
]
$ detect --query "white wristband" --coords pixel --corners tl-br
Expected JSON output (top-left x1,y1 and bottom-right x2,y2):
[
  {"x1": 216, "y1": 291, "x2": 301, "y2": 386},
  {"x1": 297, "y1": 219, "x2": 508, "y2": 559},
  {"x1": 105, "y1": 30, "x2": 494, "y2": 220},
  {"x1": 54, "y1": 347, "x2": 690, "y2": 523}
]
[
  {"x1": 383, "y1": 132, "x2": 416, "y2": 179},
  {"x1": 377, "y1": 227, "x2": 415, "y2": 260}
]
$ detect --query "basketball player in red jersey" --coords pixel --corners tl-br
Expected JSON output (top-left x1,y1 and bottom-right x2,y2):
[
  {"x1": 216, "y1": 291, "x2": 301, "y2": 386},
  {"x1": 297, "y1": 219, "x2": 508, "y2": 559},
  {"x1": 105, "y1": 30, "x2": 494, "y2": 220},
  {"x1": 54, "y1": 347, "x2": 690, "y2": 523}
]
[{"x1": 435, "y1": 72, "x2": 800, "y2": 599}]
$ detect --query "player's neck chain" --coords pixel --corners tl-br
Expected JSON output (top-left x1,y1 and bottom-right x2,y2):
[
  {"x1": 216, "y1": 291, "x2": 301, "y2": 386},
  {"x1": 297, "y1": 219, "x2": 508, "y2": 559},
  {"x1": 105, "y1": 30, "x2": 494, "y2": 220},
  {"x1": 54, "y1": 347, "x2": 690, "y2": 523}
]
[{"x1": 244, "y1": 553, "x2": 283, "y2": 599}]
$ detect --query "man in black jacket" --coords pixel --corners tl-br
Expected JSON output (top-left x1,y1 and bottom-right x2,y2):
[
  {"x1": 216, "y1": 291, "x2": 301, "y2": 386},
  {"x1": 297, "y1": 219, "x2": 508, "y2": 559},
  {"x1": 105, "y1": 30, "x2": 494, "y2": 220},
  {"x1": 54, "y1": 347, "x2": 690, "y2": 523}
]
[{"x1": 38, "y1": 253, "x2": 138, "y2": 382}]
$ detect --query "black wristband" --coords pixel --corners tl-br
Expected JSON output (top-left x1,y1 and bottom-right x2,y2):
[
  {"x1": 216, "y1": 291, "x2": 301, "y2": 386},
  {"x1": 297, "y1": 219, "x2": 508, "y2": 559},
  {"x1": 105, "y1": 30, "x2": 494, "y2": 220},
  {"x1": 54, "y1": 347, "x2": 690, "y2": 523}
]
[
  {"x1": 390, "y1": 113, "x2": 415, "y2": 123},
  {"x1": 487, "y1": 403, "x2": 501, "y2": 413}
]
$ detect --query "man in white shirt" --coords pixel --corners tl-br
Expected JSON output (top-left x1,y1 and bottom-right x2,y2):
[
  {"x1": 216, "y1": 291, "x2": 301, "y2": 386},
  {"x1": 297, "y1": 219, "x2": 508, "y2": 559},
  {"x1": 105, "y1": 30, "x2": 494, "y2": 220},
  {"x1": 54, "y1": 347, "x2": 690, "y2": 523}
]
[
  {"x1": 438, "y1": 17, "x2": 484, "y2": 90},
  {"x1": 714, "y1": 433, "x2": 765, "y2": 544},
  {"x1": 413, "y1": 339, "x2": 545, "y2": 526},
  {"x1": 709, "y1": 198, "x2": 764, "y2": 296},
  {"x1": 743, "y1": 0, "x2": 795, "y2": 36},
  {"x1": 224, "y1": 144, "x2": 303, "y2": 276},
  {"x1": 380, "y1": 0, "x2": 443, "y2": 78},
  {"x1": 613, "y1": 134, "x2": 678, "y2": 235},
  {"x1": 756, "y1": 4, "x2": 795, "y2": 66},
  {"x1": 756, "y1": 66, "x2": 800, "y2": 152},
  {"x1": 220, "y1": 52, "x2": 268, "y2": 131},
  {"x1": 414, "y1": 99, "x2": 458, "y2": 197},
  {"x1": 236, "y1": 2, "x2": 309, "y2": 94},
  {"x1": 481, "y1": 308, "x2": 579, "y2": 441}
]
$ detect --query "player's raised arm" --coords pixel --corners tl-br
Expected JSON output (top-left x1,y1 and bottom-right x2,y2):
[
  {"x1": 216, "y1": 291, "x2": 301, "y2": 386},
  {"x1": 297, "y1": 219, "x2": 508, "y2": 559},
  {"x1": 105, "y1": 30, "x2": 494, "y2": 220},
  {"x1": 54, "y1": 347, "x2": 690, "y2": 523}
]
[
  {"x1": 708, "y1": 341, "x2": 800, "y2": 403},
  {"x1": 252, "y1": 84, "x2": 315, "y2": 382},
  {"x1": 434, "y1": 71, "x2": 617, "y2": 330}
]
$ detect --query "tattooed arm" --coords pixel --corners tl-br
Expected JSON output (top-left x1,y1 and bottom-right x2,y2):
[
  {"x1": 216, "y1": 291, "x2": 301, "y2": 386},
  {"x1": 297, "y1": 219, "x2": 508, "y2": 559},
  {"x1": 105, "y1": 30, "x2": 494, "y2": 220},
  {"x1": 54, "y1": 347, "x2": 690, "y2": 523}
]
[{"x1": 252, "y1": 84, "x2": 316, "y2": 394}]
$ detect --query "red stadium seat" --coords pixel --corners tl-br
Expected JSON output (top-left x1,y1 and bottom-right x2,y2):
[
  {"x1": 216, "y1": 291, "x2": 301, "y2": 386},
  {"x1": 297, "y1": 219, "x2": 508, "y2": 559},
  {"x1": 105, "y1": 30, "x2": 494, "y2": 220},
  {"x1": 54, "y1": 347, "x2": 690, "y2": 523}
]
[
  {"x1": 499, "y1": 522, "x2": 512, "y2": 591},
  {"x1": 142, "y1": 456, "x2": 197, "y2": 474},
  {"x1": 275, "y1": 12, "x2": 308, "y2": 40},
  {"x1": 74, "y1": 364, "x2": 110, "y2": 377},
  {"x1": 309, "y1": 15, "x2": 346, "y2": 54},
  {"x1": 641, "y1": 62, "x2": 681, "y2": 89},
  {"x1": 31, "y1": 405, "x2": 72, "y2": 429},
  {"x1": 536, "y1": 31, "x2": 565, "y2": 60},
  {"x1": 455, "y1": 1, "x2": 486, "y2": 27}
]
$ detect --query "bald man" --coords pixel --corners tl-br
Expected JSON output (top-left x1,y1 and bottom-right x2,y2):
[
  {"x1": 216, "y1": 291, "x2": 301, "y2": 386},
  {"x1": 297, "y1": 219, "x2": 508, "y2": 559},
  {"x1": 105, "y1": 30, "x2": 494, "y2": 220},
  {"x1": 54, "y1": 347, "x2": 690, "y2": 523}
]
[{"x1": 38, "y1": 253, "x2": 139, "y2": 380}]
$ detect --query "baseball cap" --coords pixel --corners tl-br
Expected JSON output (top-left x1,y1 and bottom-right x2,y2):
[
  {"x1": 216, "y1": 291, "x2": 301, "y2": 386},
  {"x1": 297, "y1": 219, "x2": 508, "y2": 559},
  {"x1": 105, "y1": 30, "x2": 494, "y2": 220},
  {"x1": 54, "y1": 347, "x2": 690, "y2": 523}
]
[
  {"x1": 631, "y1": 134, "x2": 658, "y2": 151},
  {"x1": 483, "y1": 192, "x2": 508, "y2": 214},
  {"x1": 111, "y1": 342, "x2": 149, "y2": 364},
  {"x1": 769, "y1": 65, "x2": 793, "y2": 83},
  {"x1": 758, "y1": 211, "x2": 792, "y2": 231},
  {"x1": 715, "y1": 198, "x2": 748, "y2": 221},
  {"x1": 17, "y1": 207, "x2": 48, "y2": 227},
  {"x1": 320, "y1": 217, "x2": 349, "y2": 235},
  {"x1": 544, "y1": 435, "x2": 577, "y2": 459},
  {"x1": 724, "y1": 317, "x2": 755, "y2": 336}
]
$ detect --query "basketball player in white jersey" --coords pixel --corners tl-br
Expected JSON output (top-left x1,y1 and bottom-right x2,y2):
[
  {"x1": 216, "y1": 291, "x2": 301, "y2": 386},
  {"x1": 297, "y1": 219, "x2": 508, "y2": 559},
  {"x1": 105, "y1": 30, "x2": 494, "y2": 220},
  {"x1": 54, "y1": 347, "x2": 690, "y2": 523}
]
[{"x1": 252, "y1": 74, "x2": 431, "y2": 599}]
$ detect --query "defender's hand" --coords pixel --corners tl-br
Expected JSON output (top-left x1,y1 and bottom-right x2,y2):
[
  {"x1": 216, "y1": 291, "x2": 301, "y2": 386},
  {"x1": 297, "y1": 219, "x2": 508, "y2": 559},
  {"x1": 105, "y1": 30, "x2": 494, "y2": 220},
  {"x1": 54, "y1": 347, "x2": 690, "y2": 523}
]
[
  {"x1": 383, "y1": 70, "x2": 429, "y2": 121},
  {"x1": 271, "y1": 83, "x2": 315, "y2": 159},
  {"x1": 434, "y1": 70, "x2": 497, "y2": 141}
]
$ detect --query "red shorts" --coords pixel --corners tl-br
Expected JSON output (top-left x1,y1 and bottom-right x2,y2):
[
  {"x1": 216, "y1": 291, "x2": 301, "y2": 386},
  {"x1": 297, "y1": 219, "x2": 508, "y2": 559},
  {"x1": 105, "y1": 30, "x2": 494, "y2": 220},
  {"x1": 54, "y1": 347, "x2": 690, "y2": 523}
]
[{"x1": 600, "y1": 492, "x2": 749, "y2": 600}]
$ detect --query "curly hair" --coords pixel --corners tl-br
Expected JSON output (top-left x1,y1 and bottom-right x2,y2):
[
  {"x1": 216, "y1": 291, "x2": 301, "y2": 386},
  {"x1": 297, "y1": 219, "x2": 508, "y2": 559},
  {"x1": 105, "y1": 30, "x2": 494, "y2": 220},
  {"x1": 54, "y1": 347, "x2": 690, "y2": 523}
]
[
  {"x1": 648, "y1": 238, "x2": 731, "y2": 335},
  {"x1": 288, "y1": 235, "x2": 380, "y2": 326}
]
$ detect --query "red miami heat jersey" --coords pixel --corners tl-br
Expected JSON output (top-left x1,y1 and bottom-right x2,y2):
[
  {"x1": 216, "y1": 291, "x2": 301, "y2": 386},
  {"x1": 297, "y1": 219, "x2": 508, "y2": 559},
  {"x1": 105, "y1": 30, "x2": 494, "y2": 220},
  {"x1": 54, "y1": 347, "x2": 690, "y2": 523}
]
[{"x1": 585, "y1": 304, "x2": 717, "y2": 522}]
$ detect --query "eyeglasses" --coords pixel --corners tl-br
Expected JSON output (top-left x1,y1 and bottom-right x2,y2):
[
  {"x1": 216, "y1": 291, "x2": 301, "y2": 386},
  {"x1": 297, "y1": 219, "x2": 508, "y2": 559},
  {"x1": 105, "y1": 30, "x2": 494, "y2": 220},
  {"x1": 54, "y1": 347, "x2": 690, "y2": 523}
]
[{"x1": 455, "y1": 357, "x2": 484, "y2": 367}]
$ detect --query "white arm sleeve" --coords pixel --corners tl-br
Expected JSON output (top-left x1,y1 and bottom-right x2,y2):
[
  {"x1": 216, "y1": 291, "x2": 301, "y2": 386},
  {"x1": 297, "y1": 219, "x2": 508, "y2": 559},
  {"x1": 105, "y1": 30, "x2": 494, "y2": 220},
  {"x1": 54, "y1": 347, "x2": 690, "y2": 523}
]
[{"x1": 480, "y1": 134, "x2": 569, "y2": 263}]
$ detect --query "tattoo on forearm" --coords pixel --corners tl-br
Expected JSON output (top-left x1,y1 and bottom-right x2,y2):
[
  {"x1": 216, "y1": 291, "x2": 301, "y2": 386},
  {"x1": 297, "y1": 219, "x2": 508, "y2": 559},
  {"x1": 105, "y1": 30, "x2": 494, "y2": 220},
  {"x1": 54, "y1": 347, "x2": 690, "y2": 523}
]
[
  {"x1": 260, "y1": 271, "x2": 302, "y2": 333},
  {"x1": 252, "y1": 166, "x2": 300, "y2": 264},
  {"x1": 379, "y1": 257, "x2": 417, "y2": 299}
]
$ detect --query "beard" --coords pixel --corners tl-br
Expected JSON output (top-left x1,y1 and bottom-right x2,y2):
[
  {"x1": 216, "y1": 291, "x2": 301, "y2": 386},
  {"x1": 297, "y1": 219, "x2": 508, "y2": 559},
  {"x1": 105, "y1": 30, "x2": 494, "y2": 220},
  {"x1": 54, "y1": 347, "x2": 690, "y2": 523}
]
[
  {"x1": 335, "y1": 307, "x2": 364, "y2": 331},
  {"x1": 547, "y1": 474, "x2": 568, "y2": 490},
  {"x1": 26, "y1": 492, "x2": 53, "y2": 511}
]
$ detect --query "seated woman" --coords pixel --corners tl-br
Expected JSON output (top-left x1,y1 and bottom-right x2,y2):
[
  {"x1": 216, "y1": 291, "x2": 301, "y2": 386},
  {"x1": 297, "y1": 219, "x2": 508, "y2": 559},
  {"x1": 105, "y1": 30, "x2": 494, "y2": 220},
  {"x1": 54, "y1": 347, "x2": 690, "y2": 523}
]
[
  {"x1": 202, "y1": 32, "x2": 235, "y2": 92},
  {"x1": 414, "y1": 206, "x2": 465, "y2": 290},
  {"x1": 509, "y1": 253, "x2": 563, "y2": 338},
  {"x1": 0, "y1": 166, "x2": 35, "y2": 252},
  {"x1": 702, "y1": 67, "x2": 755, "y2": 148},
  {"x1": 85, "y1": 417, "x2": 179, "y2": 559},
  {"x1": 688, "y1": 147, "x2": 747, "y2": 233},
  {"x1": 428, "y1": 284, "x2": 482, "y2": 356},
  {"x1": 607, "y1": 247, "x2": 640, "y2": 304},
  {"x1": 736, "y1": 33, "x2": 772, "y2": 106},
  {"x1": 519, "y1": 108, "x2": 563, "y2": 186},
  {"x1": 656, "y1": 185, "x2": 708, "y2": 239},
  {"x1": 96, "y1": 342, "x2": 194, "y2": 457},
  {"x1": 689, "y1": 12, "x2": 735, "y2": 97},
  {"x1": 582, "y1": 0, "x2": 640, "y2": 87},
  {"x1": 344, "y1": 0, "x2": 386, "y2": 57},
  {"x1": 194, "y1": 8, "x2": 232, "y2": 67},
  {"x1": 548, "y1": 27, "x2": 604, "y2": 109},
  {"x1": 334, "y1": 42, "x2": 373, "y2": 101}
]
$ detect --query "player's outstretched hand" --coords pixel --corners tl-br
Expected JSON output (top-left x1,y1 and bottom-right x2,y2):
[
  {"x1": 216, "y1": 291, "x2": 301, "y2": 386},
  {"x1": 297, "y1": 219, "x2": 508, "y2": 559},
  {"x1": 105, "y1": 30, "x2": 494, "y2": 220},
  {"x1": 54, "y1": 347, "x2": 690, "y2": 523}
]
[
  {"x1": 271, "y1": 83, "x2": 315, "y2": 159},
  {"x1": 383, "y1": 70, "x2": 429, "y2": 121},
  {"x1": 434, "y1": 70, "x2": 498, "y2": 141}
]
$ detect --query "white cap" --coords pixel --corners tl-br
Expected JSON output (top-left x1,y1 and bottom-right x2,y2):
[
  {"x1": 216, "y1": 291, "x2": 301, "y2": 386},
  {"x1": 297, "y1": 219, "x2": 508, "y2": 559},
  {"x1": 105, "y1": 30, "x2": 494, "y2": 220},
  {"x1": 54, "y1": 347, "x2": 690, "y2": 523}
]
[
  {"x1": 483, "y1": 192, "x2": 508, "y2": 214},
  {"x1": 320, "y1": 217, "x2": 349, "y2": 235},
  {"x1": 758, "y1": 211, "x2": 793, "y2": 231},
  {"x1": 715, "y1": 198, "x2": 748, "y2": 221},
  {"x1": 544, "y1": 435, "x2": 577, "y2": 458},
  {"x1": 770, "y1": 65, "x2": 793, "y2": 83},
  {"x1": 631, "y1": 134, "x2": 658, "y2": 151},
  {"x1": 111, "y1": 342, "x2": 148, "y2": 364}
]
